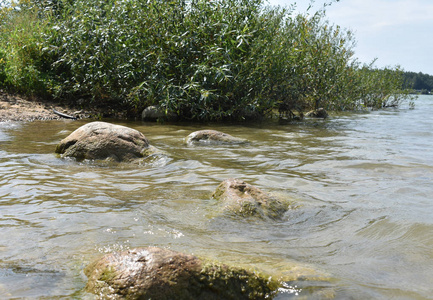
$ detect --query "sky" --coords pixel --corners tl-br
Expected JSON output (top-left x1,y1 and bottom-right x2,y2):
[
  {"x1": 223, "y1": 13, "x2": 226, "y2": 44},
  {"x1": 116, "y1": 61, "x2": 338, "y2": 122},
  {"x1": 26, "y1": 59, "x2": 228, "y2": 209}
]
[{"x1": 266, "y1": 0, "x2": 433, "y2": 75}]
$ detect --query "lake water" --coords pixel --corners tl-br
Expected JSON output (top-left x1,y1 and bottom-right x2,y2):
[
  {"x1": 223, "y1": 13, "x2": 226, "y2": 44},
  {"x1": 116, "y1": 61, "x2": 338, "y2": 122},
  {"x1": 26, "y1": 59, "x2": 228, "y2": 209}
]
[{"x1": 1, "y1": 95, "x2": 432, "y2": 299}]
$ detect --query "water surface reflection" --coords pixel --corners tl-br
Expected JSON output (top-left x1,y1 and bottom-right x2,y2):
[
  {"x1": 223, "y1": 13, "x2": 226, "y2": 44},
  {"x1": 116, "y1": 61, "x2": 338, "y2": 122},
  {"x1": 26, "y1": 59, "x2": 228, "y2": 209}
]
[{"x1": 1, "y1": 96, "x2": 433, "y2": 298}]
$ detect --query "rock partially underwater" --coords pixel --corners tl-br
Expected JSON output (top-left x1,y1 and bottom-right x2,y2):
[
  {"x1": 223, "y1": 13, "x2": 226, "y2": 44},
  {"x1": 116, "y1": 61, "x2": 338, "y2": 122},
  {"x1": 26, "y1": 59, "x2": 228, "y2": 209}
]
[
  {"x1": 55, "y1": 121, "x2": 159, "y2": 162},
  {"x1": 84, "y1": 247, "x2": 279, "y2": 300},
  {"x1": 212, "y1": 178, "x2": 290, "y2": 220},
  {"x1": 186, "y1": 130, "x2": 247, "y2": 145}
]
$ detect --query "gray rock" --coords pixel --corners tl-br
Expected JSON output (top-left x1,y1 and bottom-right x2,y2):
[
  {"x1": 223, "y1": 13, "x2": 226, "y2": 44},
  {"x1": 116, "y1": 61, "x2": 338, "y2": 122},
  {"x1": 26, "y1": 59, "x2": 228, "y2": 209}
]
[
  {"x1": 55, "y1": 121, "x2": 150, "y2": 162},
  {"x1": 84, "y1": 246, "x2": 279, "y2": 300},
  {"x1": 141, "y1": 105, "x2": 177, "y2": 121},
  {"x1": 212, "y1": 178, "x2": 289, "y2": 220},
  {"x1": 186, "y1": 130, "x2": 247, "y2": 145}
]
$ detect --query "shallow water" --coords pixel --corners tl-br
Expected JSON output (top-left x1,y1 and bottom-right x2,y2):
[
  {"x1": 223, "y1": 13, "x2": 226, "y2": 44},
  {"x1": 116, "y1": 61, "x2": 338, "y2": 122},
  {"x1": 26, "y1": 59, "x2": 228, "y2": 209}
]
[{"x1": 1, "y1": 96, "x2": 433, "y2": 299}]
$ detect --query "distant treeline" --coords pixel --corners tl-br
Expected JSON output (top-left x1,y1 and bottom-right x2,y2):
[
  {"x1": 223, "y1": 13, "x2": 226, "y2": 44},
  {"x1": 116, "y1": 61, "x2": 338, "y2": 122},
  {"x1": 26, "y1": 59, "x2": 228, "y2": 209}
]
[
  {"x1": 402, "y1": 72, "x2": 433, "y2": 94},
  {"x1": 0, "y1": 0, "x2": 413, "y2": 121}
]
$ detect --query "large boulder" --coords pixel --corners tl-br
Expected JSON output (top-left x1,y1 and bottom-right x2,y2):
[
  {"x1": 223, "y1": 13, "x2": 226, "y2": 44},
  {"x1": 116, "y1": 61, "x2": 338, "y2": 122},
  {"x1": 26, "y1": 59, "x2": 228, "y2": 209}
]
[
  {"x1": 55, "y1": 121, "x2": 154, "y2": 162},
  {"x1": 212, "y1": 179, "x2": 289, "y2": 220},
  {"x1": 187, "y1": 130, "x2": 246, "y2": 145},
  {"x1": 84, "y1": 247, "x2": 279, "y2": 300}
]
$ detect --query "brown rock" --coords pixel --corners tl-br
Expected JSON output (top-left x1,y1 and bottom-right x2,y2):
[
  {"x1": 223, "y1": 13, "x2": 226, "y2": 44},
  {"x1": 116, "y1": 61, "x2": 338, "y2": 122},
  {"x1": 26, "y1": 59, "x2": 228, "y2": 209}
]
[
  {"x1": 186, "y1": 130, "x2": 246, "y2": 145},
  {"x1": 305, "y1": 108, "x2": 328, "y2": 119},
  {"x1": 212, "y1": 179, "x2": 289, "y2": 220},
  {"x1": 84, "y1": 247, "x2": 278, "y2": 299},
  {"x1": 55, "y1": 121, "x2": 150, "y2": 162}
]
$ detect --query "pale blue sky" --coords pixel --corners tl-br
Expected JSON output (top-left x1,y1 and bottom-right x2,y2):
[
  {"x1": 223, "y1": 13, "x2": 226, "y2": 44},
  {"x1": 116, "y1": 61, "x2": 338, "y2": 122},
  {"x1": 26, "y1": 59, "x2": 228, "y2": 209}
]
[{"x1": 266, "y1": 0, "x2": 433, "y2": 75}]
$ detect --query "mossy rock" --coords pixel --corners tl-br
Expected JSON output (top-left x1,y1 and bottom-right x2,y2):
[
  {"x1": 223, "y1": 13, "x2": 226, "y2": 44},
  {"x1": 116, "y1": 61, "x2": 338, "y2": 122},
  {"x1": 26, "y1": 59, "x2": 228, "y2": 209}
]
[
  {"x1": 212, "y1": 178, "x2": 290, "y2": 220},
  {"x1": 186, "y1": 130, "x2": 247, "y2": 145},
  {"x1": 84, "y1": 247, "x2": 279, "y2": 299}
]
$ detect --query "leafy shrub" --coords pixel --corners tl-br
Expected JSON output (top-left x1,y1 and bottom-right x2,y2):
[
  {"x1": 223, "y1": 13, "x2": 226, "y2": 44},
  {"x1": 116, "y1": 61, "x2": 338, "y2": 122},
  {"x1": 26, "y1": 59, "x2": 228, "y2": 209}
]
[
  {"x1": 0, "y1": 2, "x2": 53, "y2": 96},
  {"x1": 0, "y1": 0, "x2": 412, "y2": 120}
]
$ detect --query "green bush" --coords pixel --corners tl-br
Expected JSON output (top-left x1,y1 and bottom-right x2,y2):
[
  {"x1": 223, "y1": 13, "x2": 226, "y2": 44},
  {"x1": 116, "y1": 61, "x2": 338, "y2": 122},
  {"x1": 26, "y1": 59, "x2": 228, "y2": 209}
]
[
  {"x1": 0, "y1": 0, "x2": 412, "y2": 120},
  {"x1": 0, "y1": 2, "x2": 51, "y2": 96}
]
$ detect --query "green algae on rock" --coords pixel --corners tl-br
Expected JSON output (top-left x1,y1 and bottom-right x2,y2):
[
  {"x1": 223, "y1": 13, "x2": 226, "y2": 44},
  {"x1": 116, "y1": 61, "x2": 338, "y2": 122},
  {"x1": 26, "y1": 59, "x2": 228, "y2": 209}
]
[
  {"x1": 212, "y1": 178, "x2": 290, "y2": 220},
  {"x1": 186, "y1": 130, "x2": 247, "y2": 145},
  {"x1": 84, "y1": 247, "x2": 279, "y2": 299}
]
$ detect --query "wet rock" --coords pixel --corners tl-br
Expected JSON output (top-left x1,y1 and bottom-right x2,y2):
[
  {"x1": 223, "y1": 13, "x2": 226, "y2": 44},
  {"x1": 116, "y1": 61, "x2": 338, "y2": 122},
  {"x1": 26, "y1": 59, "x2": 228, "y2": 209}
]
[
  {"x1": 141, "y1": 105, "x2": 177, "y2": 121},
  {"x1": 84, "y1": 247, "x2": 278, "y2": 300},
  {"x1": 55, "y1": 121, "x2": 151, "y2": 162},
  {"x1": 212, "y1": 178, "x2": 289, "y2": 220},
  {"x1": 187, "y1": 130, "x2": 246, "y2": 145},
  {"x1": 305, "y1": 108, "x2": 328, "y2": 119}
]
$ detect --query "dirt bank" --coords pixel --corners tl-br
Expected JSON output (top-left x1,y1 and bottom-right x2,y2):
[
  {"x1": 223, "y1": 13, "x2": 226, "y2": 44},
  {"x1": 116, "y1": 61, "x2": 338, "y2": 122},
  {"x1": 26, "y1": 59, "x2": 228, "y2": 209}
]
[{"x1": 0, "y1": 91, "x2": 96, "y2": 122}]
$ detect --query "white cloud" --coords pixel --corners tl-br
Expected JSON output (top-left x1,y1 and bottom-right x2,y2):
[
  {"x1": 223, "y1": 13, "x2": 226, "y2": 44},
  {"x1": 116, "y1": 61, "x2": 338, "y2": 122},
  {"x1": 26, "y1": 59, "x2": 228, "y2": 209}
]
[{"x1": 266, "y1": 0, "x2": 433, "y2": 74}]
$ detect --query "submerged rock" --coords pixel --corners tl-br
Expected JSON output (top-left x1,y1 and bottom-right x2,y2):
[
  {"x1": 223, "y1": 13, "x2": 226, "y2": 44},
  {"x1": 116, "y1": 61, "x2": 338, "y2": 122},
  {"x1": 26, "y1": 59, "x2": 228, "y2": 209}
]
[
  {"x1": 305, "y1": 108, "x2": 328, "y2": 119},
  {"x1": 84, "y1": 247, "x2": 279, "y2": 300},
  {"x1": 55, "y1": 121, "x2": 151, "y2": 162},
  {"x1": 187, "y1": 130, "x2": 246, "y2": 145},
  {"x1": 212, "y1": 178, "x2": 289, "y2": 220}
]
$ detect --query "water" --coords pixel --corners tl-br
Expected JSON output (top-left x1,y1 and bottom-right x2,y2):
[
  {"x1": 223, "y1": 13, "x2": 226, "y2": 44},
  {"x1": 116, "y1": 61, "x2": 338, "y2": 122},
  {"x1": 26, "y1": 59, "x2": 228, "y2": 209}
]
[{"x1": 1, "y1": 96, "x2": 432, "y2": 299}]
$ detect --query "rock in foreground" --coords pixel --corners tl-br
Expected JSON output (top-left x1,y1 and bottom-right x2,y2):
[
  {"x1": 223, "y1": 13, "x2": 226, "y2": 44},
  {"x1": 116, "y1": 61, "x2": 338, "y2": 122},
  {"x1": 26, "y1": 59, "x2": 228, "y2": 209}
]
[
  {"x1": 187, "y1": 130, "x2": 247, "y2": 145},
  {"x1": 85, "y1": 247, "x2": 278, "y2": 300},
  {"x1": 55, "y1": 121, "x2": 151, "y2": 162},
  {"x1": 212, "y1": 178, "x2": 289, "y2": 220}
]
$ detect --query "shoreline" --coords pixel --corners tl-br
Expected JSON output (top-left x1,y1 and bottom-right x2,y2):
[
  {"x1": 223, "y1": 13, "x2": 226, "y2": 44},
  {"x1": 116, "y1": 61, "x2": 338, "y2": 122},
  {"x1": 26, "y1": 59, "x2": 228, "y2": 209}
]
[{"x1": 0, "y1": 91, "x2": 97, "y2": 122}]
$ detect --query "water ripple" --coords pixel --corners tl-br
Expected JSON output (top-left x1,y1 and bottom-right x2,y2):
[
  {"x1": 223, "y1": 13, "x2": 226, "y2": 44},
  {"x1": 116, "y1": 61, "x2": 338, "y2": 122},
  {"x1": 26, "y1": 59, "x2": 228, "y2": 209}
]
[{"x1": 1, "y1": 97, "x2": 433, "y2": 298}]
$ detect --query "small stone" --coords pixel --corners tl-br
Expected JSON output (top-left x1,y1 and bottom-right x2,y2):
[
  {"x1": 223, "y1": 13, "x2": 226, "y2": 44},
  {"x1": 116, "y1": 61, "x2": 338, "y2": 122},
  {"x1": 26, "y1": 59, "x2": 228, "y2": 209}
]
[
  {"x1": 141, "y1": 105, "x2": 177, "y2": 121},
  {"x1": 305, "y1": 108, "x2": 328, "y2": 119}
]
